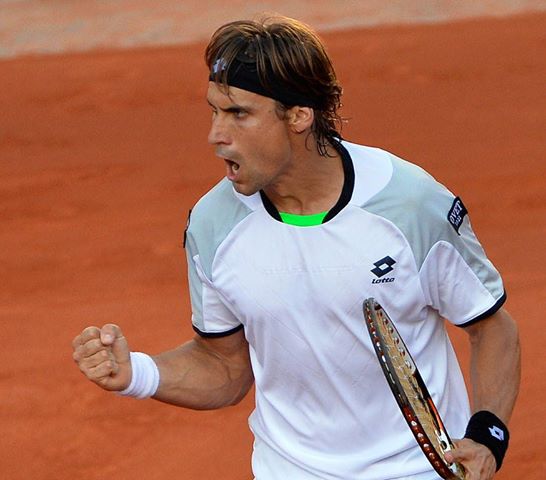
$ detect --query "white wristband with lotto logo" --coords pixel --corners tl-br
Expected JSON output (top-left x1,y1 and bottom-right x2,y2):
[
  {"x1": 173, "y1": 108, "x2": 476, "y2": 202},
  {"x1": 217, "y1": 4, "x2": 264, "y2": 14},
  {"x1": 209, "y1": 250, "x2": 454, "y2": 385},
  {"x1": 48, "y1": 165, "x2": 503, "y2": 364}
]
[{"x1": 118, "y1": 352, "x2": 160, "y2": 399}]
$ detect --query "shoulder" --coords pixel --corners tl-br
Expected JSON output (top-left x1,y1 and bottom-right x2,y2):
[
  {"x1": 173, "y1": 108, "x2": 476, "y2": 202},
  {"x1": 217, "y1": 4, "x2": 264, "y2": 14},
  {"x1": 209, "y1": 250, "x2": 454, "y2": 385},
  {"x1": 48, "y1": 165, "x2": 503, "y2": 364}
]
[
  {"x1": 380, "y1": 151, "x2": 454, "y2": 214},
  {"x1": 343, "y1": 140, "x2": 452, "y2": 212},
  {"x1": 191, "y1": 178, "x2": 238, "y2": 217},
  {"x1": 346, "y1": 142, "x2": 463, "y2": 267},
  {"x1": 185, "y1": 179, "x2": 255, "y2": 274},
  {"x1": 189, "y1": 179, "x2": 253, "y2": 233}
]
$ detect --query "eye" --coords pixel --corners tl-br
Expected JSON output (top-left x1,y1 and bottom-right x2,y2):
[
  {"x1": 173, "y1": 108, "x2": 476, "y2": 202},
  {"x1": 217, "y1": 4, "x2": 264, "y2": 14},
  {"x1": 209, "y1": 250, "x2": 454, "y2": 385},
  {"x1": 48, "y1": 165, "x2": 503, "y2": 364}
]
[{"x1": 233, "y1": 109, "x2": 248, "y2": 118}]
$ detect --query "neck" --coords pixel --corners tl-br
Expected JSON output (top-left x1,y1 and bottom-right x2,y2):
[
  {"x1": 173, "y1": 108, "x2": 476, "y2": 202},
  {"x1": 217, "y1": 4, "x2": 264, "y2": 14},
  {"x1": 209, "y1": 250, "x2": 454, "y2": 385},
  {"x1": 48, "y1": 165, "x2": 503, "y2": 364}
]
[{"x1": 262, "y1": 140, "x2": 344, "y2": 215}]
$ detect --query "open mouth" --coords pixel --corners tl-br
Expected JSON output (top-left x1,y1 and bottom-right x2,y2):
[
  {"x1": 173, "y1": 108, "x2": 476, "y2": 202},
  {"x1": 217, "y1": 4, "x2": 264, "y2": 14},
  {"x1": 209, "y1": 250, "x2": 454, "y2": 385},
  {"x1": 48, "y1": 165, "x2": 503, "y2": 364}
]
[
  {"x1": 228, "y1": 160, "x2": 239, "y2": 171},
  {"x1": 225, "y1": 159, "x2": 240, "y2": 179}
]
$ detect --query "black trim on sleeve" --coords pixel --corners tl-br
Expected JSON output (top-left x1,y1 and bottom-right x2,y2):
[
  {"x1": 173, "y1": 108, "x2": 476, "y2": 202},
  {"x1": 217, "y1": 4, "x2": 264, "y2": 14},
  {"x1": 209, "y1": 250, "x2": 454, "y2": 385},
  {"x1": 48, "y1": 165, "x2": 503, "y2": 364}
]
[
  {"x1": 457, "y1": 291, "x2": 507, "y2": 328},
  {"x1": 192, "y1": 323, "x2": 244, "y2": 338},
  {"x1": 183, "y1": 209, "x2": 192, "y2": 249}
]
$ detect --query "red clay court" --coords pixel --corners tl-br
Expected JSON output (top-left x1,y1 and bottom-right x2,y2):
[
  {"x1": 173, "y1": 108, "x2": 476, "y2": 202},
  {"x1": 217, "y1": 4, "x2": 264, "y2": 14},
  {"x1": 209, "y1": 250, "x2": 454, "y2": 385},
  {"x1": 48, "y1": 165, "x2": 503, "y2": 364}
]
[{"x1": 1, "y1": 2, "x2": 545, "y2": 479}]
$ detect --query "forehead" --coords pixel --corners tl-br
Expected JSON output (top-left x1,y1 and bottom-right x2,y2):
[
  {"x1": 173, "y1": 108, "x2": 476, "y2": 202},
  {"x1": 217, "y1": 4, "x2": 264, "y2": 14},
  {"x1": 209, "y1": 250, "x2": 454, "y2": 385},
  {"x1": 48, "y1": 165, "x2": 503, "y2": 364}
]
[{"x1": 206, "y1": 81, "x2": 275, "y2": 109}]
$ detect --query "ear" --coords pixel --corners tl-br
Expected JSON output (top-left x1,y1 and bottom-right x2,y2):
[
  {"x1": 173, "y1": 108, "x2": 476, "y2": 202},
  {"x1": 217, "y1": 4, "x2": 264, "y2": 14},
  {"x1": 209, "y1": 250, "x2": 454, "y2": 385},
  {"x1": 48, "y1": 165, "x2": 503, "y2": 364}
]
[{"x1": 287, "y1": 106, "x2": 314, "y2": 134}]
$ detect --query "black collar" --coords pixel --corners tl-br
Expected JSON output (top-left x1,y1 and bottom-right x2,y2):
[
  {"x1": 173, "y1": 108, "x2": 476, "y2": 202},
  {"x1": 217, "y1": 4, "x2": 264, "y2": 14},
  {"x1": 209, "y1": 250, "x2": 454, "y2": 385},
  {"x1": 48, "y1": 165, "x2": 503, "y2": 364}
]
[{"x1": 260, "y1": 140, "x2": 354, "y2": 224}]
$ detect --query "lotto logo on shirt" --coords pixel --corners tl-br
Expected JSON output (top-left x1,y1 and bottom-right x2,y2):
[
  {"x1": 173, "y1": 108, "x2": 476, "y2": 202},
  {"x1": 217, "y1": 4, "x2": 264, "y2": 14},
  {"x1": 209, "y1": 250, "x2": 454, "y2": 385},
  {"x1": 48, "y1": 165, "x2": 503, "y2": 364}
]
[{"x1": 371, "y1": 256, "x2": 396, "y2": 283}]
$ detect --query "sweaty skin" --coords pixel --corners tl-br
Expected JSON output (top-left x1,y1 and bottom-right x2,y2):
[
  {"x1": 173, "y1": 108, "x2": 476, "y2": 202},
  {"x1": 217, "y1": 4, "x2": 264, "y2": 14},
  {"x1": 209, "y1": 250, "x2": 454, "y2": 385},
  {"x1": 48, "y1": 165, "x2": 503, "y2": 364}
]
[
  {"x1": 72, "y1": 78, "x2": 520, "y2": 480},
  {"x1": 445, "y1": 308, "x2": 520, "y2": 478}
]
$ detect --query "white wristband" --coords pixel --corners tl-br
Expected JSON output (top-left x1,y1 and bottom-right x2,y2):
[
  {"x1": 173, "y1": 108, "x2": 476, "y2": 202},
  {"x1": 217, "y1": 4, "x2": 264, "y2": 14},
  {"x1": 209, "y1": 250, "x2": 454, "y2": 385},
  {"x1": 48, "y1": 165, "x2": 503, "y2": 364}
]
[{"x1": 118, "y1": 352, "x2": 160, "y2": 399}]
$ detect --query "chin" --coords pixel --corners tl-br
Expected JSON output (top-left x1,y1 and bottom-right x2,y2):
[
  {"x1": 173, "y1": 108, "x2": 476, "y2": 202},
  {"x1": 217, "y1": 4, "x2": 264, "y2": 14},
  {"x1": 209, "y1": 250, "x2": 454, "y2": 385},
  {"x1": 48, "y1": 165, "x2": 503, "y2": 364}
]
[{"x1": 231, "y1": 181, "x2": 259, "y2": 197}]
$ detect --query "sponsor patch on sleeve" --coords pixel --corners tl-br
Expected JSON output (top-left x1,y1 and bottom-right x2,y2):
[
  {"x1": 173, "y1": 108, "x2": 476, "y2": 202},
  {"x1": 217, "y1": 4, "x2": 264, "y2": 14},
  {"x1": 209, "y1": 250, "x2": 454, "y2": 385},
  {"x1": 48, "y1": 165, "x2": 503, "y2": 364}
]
[{"x1": 447, "y1": 197, "x2": 468, "y2": 235}]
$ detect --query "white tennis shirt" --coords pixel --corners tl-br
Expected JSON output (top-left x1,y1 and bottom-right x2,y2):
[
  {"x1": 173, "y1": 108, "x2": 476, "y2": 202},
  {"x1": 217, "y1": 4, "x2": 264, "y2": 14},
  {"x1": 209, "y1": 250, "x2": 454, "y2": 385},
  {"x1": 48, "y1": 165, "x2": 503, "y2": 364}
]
[{"x1": 185, "y1": 141, "x2": 505, "y2": 479}]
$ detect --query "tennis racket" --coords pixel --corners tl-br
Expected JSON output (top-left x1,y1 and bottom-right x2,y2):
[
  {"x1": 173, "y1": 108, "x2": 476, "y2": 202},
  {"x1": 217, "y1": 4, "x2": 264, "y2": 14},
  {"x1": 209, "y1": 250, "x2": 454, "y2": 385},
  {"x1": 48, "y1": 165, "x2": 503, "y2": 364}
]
[{"x1": 363, "y1": 298, "x2": 465, "y2": 479}]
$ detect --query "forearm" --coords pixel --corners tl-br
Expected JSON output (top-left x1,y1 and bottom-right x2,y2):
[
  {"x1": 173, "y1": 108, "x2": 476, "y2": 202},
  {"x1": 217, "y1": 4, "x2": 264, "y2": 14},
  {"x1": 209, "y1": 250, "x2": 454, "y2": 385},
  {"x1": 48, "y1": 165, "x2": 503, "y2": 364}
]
[
  {"x1": 151, "y1": 335, "x2": 254, "y2": 410},
  {"x1": 444, "y1": 310, "x2": 520, "y2": 474},
  {"x1": 466, "y1": 308, "x2": 521, "y2": 423}
]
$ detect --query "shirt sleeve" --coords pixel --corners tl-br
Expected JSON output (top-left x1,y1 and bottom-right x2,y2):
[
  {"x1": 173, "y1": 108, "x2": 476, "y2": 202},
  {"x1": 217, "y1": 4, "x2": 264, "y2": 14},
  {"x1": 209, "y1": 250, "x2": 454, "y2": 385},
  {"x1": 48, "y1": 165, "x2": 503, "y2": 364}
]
[
  {"x1": 418, "y1": 194, "x2": 506, "y2": 326},
  {"x1": 363, "y1": 153, "x2": 506, "y2": 327},
  {"x1": 187, "y1": 251, "x2": 243, "y2": 336},
  {"x1": 184, "y1": 205, "x2": 243, "y2": 337}
]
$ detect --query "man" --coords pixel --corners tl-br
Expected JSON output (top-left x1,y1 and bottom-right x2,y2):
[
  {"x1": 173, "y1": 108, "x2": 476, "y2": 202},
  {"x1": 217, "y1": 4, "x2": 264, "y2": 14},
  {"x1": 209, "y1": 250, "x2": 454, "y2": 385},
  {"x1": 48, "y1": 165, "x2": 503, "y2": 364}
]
[{"x1": 72, "y1": 16, "x2": 520, "y2": 480}]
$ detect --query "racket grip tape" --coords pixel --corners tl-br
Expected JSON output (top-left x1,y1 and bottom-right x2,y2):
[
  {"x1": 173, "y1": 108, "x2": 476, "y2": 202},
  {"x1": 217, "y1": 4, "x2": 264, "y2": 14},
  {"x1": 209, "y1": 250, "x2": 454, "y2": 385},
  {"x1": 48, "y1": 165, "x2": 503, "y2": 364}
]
[{"x1": 464, "y1": 410, "x2": 509, "y2": 471}]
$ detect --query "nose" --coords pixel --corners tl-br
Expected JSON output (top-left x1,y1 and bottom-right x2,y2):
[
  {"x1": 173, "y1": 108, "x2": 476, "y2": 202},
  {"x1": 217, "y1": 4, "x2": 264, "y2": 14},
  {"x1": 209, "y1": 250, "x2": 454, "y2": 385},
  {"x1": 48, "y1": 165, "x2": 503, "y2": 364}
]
[{"x1": 208, "y1": 115, "x2": 230, "y2": 146}]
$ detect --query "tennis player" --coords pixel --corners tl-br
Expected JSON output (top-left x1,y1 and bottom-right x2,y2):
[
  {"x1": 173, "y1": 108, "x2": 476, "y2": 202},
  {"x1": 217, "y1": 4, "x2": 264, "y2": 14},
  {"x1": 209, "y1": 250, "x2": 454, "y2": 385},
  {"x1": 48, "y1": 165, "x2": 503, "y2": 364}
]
[{"x1": 72, "y1": 15, "x2": 520, "y2": 480}]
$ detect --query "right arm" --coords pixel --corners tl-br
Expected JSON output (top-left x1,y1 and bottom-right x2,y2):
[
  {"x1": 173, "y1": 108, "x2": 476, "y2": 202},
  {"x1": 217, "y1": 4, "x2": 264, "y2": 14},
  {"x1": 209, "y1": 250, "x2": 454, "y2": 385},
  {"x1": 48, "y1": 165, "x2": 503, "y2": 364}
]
[
  {"x1": 152, "y1": 329, "x2": 254, "y2": 409},
  {"x1": 72, "y1": 324, "x2": 254, "y2": 410}
]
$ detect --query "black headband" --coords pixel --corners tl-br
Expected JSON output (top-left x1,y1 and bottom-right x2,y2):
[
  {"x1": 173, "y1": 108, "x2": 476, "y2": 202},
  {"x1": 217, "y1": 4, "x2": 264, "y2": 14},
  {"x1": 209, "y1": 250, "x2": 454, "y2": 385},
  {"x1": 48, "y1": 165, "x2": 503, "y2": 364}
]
[{"x1": 209, "y1": 56, "x2": 321, "y2": 109}]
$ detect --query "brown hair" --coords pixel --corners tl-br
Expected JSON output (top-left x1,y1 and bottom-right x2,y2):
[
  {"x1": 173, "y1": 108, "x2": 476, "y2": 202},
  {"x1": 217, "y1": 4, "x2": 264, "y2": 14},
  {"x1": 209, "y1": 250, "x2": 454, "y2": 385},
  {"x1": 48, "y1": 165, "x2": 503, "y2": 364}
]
[{"x1": 205, "y1": 15, "x2": 343, "y2": 156}]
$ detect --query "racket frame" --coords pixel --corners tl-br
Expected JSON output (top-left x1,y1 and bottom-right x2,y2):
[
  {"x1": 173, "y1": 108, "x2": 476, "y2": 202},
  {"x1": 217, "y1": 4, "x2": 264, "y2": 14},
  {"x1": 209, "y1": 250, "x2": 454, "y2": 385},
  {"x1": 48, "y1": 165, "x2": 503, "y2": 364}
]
[{"x1": 363, "y1": 298, "x2": 465, "y2": 480}]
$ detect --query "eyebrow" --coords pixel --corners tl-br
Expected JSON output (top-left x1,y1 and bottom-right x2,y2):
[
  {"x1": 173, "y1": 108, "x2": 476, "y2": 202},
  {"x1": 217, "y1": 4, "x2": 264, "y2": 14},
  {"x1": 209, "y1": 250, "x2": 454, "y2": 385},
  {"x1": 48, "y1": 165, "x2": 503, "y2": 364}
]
[{"x1": 207, "y1": 99, "x2": 251, "y2": 113}]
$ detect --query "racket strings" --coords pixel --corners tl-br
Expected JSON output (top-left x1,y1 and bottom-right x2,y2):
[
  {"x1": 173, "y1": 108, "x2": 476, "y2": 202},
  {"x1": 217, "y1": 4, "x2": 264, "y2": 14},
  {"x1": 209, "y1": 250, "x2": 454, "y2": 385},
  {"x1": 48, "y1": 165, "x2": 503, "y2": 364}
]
[
  {"x1": 365, "y1": 301, "x2": 465, "y2": 479},
  {"x1": 378, "y1": 318, "x2": 448, "y2": 456}
]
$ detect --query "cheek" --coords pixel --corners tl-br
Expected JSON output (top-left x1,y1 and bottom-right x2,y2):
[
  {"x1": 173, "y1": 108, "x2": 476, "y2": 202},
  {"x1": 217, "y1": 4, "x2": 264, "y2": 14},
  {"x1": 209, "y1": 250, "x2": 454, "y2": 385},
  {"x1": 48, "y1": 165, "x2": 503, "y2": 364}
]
[
  {"x1": 256, "y1": 123, "x2": 290, "y2": 157},
  {"x1": 236, "y1": 114, "x2": 290, "y2": 168},
  {"x1": 256, "y1": 142, "x2": 290, "y2": 176}
]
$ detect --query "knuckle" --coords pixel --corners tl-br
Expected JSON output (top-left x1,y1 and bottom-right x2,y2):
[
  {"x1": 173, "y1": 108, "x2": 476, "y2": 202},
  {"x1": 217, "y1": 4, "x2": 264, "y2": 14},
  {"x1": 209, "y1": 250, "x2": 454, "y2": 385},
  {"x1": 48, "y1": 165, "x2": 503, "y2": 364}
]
[
  {"x1": 71, "y1": 335, "x2": 82, "y2": 349},
  {"x1": 102, "y1": 323, "x2": 119, "y2": 334},
  {"x1": 82, "y1": 339, "x2": 103, "y2": 356},
  {"x1": 85, "y1": 364, "x2": 105, "y2": 380},
  {"x1": 81, "y1": 326, "x2": 100, "y2": 342},
  {"x1": 92, "y1": 362, "x2": 113, "y2": 379}
]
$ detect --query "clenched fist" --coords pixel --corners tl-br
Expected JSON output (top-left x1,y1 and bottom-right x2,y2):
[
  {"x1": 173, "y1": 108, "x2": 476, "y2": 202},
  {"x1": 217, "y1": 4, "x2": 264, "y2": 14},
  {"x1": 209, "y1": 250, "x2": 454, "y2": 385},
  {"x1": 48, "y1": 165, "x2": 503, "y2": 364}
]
[{"x1": 72, "y1": 324, "x2": 132, "y2": 392}]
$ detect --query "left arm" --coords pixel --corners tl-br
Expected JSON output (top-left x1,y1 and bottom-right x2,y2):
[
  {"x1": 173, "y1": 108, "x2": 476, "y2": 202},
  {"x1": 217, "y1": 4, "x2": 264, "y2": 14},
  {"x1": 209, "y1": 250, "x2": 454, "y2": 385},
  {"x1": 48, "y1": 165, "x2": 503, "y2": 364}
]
[
  {"x1": 465, "y1": 307, "x2": 520, "y2": 422},
  {"x1": 445, "y1": 307, "x2": 521, "y2": 479}
]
